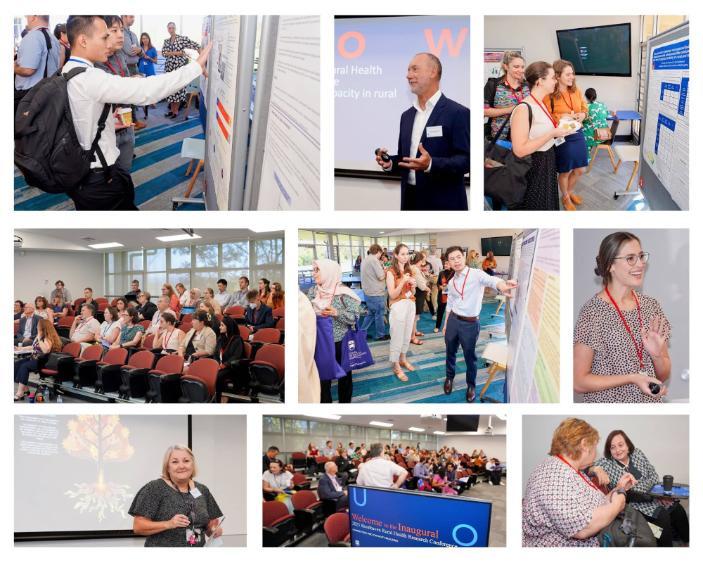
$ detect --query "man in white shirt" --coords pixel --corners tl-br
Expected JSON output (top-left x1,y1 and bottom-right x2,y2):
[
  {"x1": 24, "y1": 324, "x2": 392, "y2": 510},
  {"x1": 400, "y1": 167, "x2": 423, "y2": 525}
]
[
  {"x1": 442, "y1": 246, "x2": 517, "y2": 402},
  {"x1": 214, "y1": 278, "x2": 233, "y2": 310},
  {"x1": 356, "y1": 443, "x2": 408, "y2": 488},
  {"x1": 374, "y1": 53, "x2": 470, "y2": 211},
  {"x1": 61, "y1": 16, "x2": 212, "y2": 210},
  {"x1": 70, "y1": 303, "x2": 101, "y2": 345},
  {"x1": 230, "y1": 276, "x2": 251, "y2": 307}
]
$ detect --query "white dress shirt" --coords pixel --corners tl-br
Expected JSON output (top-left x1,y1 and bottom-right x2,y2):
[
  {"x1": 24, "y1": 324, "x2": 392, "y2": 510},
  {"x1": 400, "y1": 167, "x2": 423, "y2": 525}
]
[
  {"x1": 62, "y1": 56, "x2": 202, "y2": 168},
  {"x1": 446, "y1": 267, "x2": 501, "y2": 318},
  {"x1": 356, "y1": 457, "x2": 405, "y2": 488},
  {"x1": 407, "y1": 89, "x2": 441, "y2": 185},
  {"x1": 214, "y1": 291, "x2": 232, "y2": 309}
]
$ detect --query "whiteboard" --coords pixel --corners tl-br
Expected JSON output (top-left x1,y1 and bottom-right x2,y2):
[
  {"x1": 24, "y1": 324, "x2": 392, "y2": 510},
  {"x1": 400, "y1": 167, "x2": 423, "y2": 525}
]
[
  {"x1": 640, "y1": 23, "x2": 689, "y2": 210},
  {"x1": 252, "y1": 16, "x2": 321, "y2": 210},
  {"x1": 506, "y1": 229, "x2": 560, "y2": 403}
]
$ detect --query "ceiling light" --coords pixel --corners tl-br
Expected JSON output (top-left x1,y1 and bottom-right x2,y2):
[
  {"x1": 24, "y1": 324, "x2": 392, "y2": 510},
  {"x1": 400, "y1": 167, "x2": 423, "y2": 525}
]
[
  {"x1": 309, "y1": 414, "x2": 342, "y2": 421},
  {"x1": 433, "y1": 431, "x2": 446, "y2": 435},
  {"x1": 155, "y1": 233, "x2": 202, "y2": 242},
  {"x1": 408, "y1": 427, "x2": 425, "y2": 432},
  {"x1": 369, "y1": 421, "x2": 393, "y2": 428},
  {"x1": 87, "y1": 242, "x2": 124, "y2": 249}
]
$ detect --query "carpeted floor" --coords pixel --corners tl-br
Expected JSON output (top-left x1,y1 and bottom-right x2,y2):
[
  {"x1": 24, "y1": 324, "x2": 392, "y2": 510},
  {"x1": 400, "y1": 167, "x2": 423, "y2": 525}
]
[
  {"x1": 14, "y1": 100, "x2": 206, "y2": 211},
  {"x1": 331, "y1": 297, "x2": 507, "y2": 403}
]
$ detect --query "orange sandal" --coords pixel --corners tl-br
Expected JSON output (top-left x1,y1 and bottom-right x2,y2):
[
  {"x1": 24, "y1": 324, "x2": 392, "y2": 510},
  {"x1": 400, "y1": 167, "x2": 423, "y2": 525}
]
[
  {"x1": 569, "y1": 193, "x2": 583, "y2": 205},
  {"x1": 393, "y1": 366, "x2": 408, "y2": 382},
  {"x1": 400, "y1": 360, "x2": 415, "y2": 372},
  {"x1": 562, "y1": 196, "x2": 576, "y2": 211}
]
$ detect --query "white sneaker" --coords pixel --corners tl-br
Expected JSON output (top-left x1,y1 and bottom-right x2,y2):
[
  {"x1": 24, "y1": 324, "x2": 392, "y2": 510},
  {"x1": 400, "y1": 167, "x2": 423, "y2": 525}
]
[{"x1": 431, "y1": 315, "x2": 437, "y2": 320}]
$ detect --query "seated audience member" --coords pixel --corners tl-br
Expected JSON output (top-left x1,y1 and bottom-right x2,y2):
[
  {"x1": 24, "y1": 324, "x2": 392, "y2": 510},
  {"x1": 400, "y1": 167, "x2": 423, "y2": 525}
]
[
  {"x1": 269, "y1": 282, "x2": 285, "y2": 309},
  {"x1": 486, "y1": 458, "x2": 503, "y2": 486},
  {"x1": 82, "y1": 287, "x2": 96, "y2": 307},
  {"x1": 125, "y1": 279, "x2": 141, "y2": 303},
  {"x1": 306, "y1": 443, "x2": 319, "y2": 472},
  {"x1": 15, "y1": 303, "x2": 41, "y2": 345},
  {"x1": 214, "y1": 316, "x2": 245, "y2": 401},
  {"x1": 161, "y1": 283, "x2": 181, "y2": 315},
  {"x1": 231, "y1": 276, "x2": 250, "y2": 307},
  {"x1": 50, "y1": 295, "x2": 70, "y2": 319},
  {"x1": 112, "y1": 308, "x2": 144, "y2": 350},
  {"x1": 432, "y1": 468, "x2": 457, "y2": 495},
  {"x1": 203, "y1": 288, "x2": 223, "y2": 316},
  {"x1": 198, "y1": 300, "x2": 221, "y2": 332},
  {"x1": 262, "y1": 460, "x2": 293, "y2": 497},
  {"x1": 50, "y1": 280, "x2": 72, "y2": 305},
  {"x1": 34, "y1": 296, "x2": 55, "y2": 324},
  {"x1": 335, "y1": 449, "x2": 353, "y2": 481},
  {"x1": 318, "y1": 461, "x2": 349, "y2": 510},
  {"x1": 95, "y1": 306, "x2": 121, "y2": 350},
  {"x1": 183, "y1": 288, "x2": 201, "y2": 310},
  {"x1": 114, "y1": 297, "x2": 128, "y2": 314},
  {"x1": 14, "y1": 300, "x2": 25, "y2": 320},
  {"x1": 322, "y1": 440, "x2": 336, "y2": 458},
  {"x1": 244, "y1": 290, "x2": 275, "y2": 332},
  {"x1": 153, "y1": 312, "x2": 184, "y2": 354},
  {"x1": 263, "y1": 446, "x2": 280, "y2": 473},
  {"x1": 179, "y1": 311, "x2": 217, "y2": 361},
  {"x1": 70, "y1": 303, "x2": 100, "y2": 346},
  {"x1": 14, "y1": 319, "x2": 63, "y2": 401},
  {"x1": 146, "y1": 296, "x2": 175, "y2": 337},
  {"x1": 175, "y1": 282, "x2": 188, "y2": 307},
  {"x1": 136, "y1": 291, "x2": 157, "y2": 321},
  {"x1": 258, "y1": 278, "x2": 272, "y2": 304},
  {"x1": 214, "y1": 278, "x2": 232, "y2": 309}
]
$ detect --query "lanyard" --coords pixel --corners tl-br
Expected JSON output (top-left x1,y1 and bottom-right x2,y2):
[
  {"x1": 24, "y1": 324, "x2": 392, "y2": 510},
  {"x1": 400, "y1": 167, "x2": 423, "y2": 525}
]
[
  {"x1": 101, "y1": 321, "x2": 116, "y2": 337},
  {"x1": 604, "y1": 287, "x2": 644, "y2": 370},
  {"x1": 105, "y1": 57, "x2": 125, "y2": 77},
  {"x1": 529, "y1": 95, "x2": 557, "y2": 127},
  {"x1": 163, "y1": 328, "x2": 175, "y2": 348},
  {"x1": 504, "y1": 80, "x2": 524, "y2": 105},
  {"x1": 562, "y1": 89, "x2": 575, "y2": 112},
  {"x1": 67, "y1": 57, "x2": 89, "y2": 66},
  {"x1": 555, "y1": 455, "x2": 601, "y2": 492},
  {"x1": 452, "y1": 267, "x2": 470, "y2": 300}
]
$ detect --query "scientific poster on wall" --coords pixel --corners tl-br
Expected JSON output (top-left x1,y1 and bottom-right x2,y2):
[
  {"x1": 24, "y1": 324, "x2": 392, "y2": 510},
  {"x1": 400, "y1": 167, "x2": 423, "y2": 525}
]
[
  {"x1": 255, "y1": 16, "x2": 320, "y2": 210},
  {"x1": 206, "y1": 15, "x2": 241, "y2": 210},
  {"x1": 642, "y1": 35, "x2": 689, "y2": 209},
  {"x1": 507, "y1": 229, "x2": 560, "y2": 403},
  {"x1": 484, "y1": 48, "x2": 523, "y2": 83}
]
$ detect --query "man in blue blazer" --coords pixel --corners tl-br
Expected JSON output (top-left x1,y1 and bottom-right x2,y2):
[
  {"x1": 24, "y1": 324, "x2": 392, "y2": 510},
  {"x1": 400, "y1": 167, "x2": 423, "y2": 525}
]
[
  {"x1": 376, "y1": 53, "x2": 470, "y2": 211},
  {"x1": 15, "y1": 303, "x2": 41, "y2": 345},
  {"x1": 317, "y1": 461, "x2": 348, "y2": 511}
]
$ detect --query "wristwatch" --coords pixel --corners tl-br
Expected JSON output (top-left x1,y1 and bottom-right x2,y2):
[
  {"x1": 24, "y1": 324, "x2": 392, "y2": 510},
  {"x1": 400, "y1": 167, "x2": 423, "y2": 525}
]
[{"x1": 613, "y1": 487, "x2": 627, "y2": 497}]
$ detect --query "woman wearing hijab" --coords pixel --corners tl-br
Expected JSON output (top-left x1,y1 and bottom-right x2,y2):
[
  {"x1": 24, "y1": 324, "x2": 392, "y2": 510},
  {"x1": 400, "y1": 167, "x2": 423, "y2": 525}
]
[{"x1": 306, "y1": 258, "x2": 361, "y2": 403}]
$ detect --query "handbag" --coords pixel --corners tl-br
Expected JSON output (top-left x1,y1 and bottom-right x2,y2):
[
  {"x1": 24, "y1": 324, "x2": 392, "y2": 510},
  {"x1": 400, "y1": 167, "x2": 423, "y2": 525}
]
[
  {"x1": 340, "y1": 324, "x2": 375, "y2": 371},
  {"x1": 598, "y1": 505, "x2": 657, "y2": 547},
  {"x1": 484, "y1": 102, "x2": 533, "y2": 208},
  {"x1": 314, "y1": 316, "x2": 346, "y2": 381}
]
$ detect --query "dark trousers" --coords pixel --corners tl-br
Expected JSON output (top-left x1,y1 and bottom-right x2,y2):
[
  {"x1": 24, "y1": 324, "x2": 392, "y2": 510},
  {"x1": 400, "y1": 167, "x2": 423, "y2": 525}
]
[
  {"x1": 644, "y1": 503, "x2": 689, "y2": 546},
  {"x1": 15, "y1": 357, "x2": 39, "y2": 385},
  {"x1": 444, "y1": 314, "x2": 480, "y2": 386},
  {"x1": 436, "y1": 300, "x2": 447, "y2": 330},
  {"x1": 68, "y1": 168, "x2": 138, "y2": 210},
  {"x1": 321, "y1": 340, "x2": 352, "y2": 403}
]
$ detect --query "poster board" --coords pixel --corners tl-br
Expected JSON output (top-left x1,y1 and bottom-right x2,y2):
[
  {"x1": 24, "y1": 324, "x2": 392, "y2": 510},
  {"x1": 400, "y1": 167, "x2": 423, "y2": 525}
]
[
  {"x1": 484, "y1": 48, "x2": 524, "y2": 83},
  {"x1": 506, "y1": 229, "x2": 560, "y2": 403},
  {"x1": 640, "y1": 22, "x2": 689, "y2": 210}
]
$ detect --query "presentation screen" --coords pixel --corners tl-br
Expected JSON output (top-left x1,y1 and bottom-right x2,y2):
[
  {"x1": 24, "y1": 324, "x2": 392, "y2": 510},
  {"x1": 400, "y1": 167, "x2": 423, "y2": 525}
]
[
  {"x1": 335, "y1": 16, "x2": 470, "y2": 172},
  {"x1": 445, "y1": 415, "x2": 480, "y2": 432},
  {"x1": 15, "y1": 415, "x2": 188, "y2": 534},
  {"x1": 481, "y1": 236, "x2": 512, "y2": 257},
  {"x1": 556, "y1": 23, "x2": 631, "y2": 76},
  {"x1": 348, "y1": 485, "x2": 491, "y2": 547}
]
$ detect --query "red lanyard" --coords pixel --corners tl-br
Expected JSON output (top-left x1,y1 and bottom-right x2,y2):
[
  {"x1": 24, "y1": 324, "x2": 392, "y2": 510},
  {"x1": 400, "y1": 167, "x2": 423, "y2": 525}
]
[
  {"x1": 163, "y1": 328, "x2": 175, "y2": 348},
  {"x1": 604, "y1": 287, "x2": 644, "y2": 370},
  {"x1": 452, "y1": 267, "x2": 470, "y2": 300},
  {"x1": 529, "y1": 95, "x2": 557, "y2": 127},
  {"x1": 555, "y1": 455, "x2": 601, "y2": 492},
  {"x1": 504, "y1": 80, "x2": 524, "y2": 105},
  {"x1": 105, "y1": 57, "x2": 125, "y2": 77}
]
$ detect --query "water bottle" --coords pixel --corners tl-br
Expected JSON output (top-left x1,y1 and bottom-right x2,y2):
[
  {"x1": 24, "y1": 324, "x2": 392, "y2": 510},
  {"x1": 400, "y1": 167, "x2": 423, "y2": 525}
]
[{"x1": 43, "y1": 388, "x2": 50, "y2": 403}]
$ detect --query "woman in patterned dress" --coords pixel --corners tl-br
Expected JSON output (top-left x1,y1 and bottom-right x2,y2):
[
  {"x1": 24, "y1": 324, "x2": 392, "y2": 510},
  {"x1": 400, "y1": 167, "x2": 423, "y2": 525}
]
[
  {"x1": 162, "y1": 22, "x2": 200, "y2": 119},
  {"x1": 582, "y1": 88, "x2": 611, "y2": 159},
  {"x1": 523, "y1": 418, "x2": 635, "y2": 547},
  {"x1": 574, "y1": 232, "x2": 671, "y2": 403},
  {"x1": 591, "y1": 430, "x2": 689, "y2": 547}
]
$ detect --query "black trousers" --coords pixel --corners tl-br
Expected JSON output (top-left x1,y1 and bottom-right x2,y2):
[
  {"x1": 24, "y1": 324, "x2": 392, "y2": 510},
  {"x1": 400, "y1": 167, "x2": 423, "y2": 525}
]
[
  {"x1": 643, "y1": 502, "x2": 689, "y2": 546},
  {"x1": 320, "y1": 340, "x2": 352, "y2": 403},
  {"x1": 68, "y1": 168, "x2": 138, "y2": 210},
  {"x1": 436, "y1": 300, "x2": 447, "y2": 330}
]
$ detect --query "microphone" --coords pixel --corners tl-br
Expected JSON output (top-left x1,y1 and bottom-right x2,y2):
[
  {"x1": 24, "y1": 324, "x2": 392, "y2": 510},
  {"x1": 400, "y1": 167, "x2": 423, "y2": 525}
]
[{"x1": 648, "y1": 382, "x2": 661, "y2": 394}]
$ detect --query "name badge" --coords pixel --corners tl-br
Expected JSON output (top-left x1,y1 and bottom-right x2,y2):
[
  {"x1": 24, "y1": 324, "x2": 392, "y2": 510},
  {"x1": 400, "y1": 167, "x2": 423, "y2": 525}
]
[
  {"x1": 554, "y1": 136, "x2": 565, "y2": 146},
  {"x1": 426, "y1": 125, "x2": 443, "y2": 138},
  {"x1": 190, "y1": 487, "x2": 202, "y2": 499}
]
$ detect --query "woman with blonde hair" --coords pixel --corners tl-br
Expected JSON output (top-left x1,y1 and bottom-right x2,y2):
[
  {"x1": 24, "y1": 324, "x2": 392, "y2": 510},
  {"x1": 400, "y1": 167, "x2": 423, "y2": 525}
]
[
  {"x1": 523, "y1": 418, "x2": 635, "y2": 547},
  {"x1": 386, "y1": 244, "x2": 417, "y2": 381},
  {"x1": 130, "y1": 444, "x2": 223, "y2": 547}
]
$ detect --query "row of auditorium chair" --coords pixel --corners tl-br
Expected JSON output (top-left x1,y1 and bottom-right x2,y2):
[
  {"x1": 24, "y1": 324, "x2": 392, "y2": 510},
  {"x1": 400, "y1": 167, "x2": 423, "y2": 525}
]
[{"x1": 32, "y1": 333, "x2": 284, "y2": 403}]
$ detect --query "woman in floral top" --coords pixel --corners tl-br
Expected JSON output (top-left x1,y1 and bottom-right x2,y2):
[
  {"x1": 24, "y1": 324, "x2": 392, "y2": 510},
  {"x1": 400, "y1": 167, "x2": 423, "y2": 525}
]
[{"x1": 583, "y1": 88, "x2": 611, "y2": 160}]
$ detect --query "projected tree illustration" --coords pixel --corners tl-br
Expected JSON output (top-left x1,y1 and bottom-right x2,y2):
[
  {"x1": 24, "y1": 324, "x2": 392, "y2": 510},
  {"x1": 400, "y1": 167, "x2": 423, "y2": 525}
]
[{"x1": 63, "y1": 415, "x2": 135, "y2": 522}]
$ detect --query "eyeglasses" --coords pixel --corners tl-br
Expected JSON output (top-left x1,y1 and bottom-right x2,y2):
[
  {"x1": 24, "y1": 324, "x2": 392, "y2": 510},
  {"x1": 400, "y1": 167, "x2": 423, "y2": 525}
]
[{"x1": 613, "y1": 252, "x2": 650, "y2": 266}]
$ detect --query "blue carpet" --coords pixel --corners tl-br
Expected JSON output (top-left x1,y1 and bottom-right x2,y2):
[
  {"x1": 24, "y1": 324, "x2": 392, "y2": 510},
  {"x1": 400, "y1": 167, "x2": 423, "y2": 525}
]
[{"x1": 331, "y1": 298, "x2": 507, "y2": 403}]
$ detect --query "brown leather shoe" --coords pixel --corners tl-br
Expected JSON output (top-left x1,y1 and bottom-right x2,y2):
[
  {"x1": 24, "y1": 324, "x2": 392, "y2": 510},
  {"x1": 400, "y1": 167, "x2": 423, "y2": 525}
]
[
  {"x1": 443, "y1": 378, "x2": 453, "y2": 395},
  {"x1": 466, "y1": 385, "x2": 476, "y2": 402}
]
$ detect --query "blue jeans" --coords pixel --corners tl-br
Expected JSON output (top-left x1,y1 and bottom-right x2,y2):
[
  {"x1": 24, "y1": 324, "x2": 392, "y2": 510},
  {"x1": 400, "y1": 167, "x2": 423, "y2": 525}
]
[
  {"x1": 444, "y1": 314, "x2": 480, "y2": 387},
  {"x1": 360, "y1": 295, "x2": 386, "y2": 338}
]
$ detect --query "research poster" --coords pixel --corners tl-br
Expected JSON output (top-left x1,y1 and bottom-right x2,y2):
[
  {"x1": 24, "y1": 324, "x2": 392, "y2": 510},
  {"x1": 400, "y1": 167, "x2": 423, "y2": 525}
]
[
  {"x1": 206, "y1": 15, "x2": 241, "y2": 210},
  {"x1": 484, "y1": 48, "x2": 524, "y2": 83},
  {"x1": 507, "y1": 229, "x2": 560, "y2": 403},
  {"x1": 335, "y1": 16, "x2": 470, "y2": 172},
  {"x1": 642, "y1": 36, "x2": 689, "y2": 209},
  {"x1": 348, "y1": 486, "x2": 491, "y2": 547},
  {"x1": 256, "y1": 16, "x2": 321, "y2": 210}
]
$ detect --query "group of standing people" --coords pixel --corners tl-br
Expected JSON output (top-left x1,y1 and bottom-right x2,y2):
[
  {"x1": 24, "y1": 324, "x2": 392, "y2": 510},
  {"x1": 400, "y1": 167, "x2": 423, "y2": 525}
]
[{"x1": 485, "y1": 51, "x2": 612, "y2": 211}]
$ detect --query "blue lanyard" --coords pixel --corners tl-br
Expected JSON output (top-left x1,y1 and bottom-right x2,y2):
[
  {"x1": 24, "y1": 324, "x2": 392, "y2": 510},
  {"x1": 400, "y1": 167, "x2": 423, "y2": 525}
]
[{"x1": 67, "y1": 58, "x2": 89, "y2": 66}]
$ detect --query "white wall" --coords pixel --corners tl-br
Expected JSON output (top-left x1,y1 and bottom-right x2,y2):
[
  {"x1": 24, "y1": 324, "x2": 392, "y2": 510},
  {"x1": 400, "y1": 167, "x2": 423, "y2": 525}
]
[
  {"x1": 335, "y1": 177, "x2": 470, "y2": 211},
  {"x1": 522, "y1": 415, "x2": 688, "y2": 494},
  {"x1": 573, "y1": 229, "x2": 689, "y2": 402},
  {"x1": 437, "y1": 435, "x2": 506, "y2": 463},
  {"x1": 435, "y1": 229, "x2": 520, "y2": 273},
  {"x1": 485, "y1": 16, "x2": 641, "y2": 118},
  {"x1": 14, "y1": 249, "x2": 105, "y2": 303}
]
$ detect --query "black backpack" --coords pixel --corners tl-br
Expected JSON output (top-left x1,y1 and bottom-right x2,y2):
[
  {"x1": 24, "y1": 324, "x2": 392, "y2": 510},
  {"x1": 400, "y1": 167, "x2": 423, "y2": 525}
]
[
  {"x1": 14, "y1": 67, "x2": 110, "y2": 194},
  {"x1": 483, "y1": 77, "x2": 499, "y2": 138}
]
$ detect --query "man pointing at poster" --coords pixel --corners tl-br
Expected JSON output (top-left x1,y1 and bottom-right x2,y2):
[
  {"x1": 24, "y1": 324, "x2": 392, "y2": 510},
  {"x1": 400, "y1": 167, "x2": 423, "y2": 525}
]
[{"x1": 375, "y1": 53, "x2": 470, "y2": 211}]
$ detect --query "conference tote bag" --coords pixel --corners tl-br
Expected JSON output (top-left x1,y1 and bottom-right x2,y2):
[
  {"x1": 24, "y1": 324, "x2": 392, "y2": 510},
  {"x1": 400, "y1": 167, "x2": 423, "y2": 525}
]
[
  {"x1": 340, "y1": 324, "x2": 375, "y2": 372},
  {"x1": 314, "y1": 316, "x2": 346, "y2": 381},
  {"x1": 484, "y1": 102, "x2": 533, "y2": 208}
]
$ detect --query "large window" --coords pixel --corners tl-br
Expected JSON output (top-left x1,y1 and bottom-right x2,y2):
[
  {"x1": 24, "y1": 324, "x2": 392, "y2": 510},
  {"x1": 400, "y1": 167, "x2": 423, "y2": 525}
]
[{"x1": 105, "y1": 236, "x2": 284, "y2": 298}]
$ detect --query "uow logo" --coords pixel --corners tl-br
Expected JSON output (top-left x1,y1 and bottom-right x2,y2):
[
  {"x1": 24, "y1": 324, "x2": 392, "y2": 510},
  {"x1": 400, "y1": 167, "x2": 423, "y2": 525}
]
[
  {"x1": 338, "y1": 31, "x2": 366, "y2": 59},
  {"x1": 424, "y1": 27, "x2": 468, "y2": 58},
  {"x1": 351, "y1": 488, "x2": 367, "y2": 506}
]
